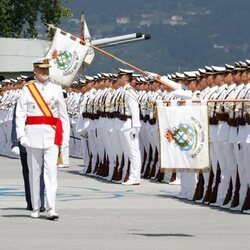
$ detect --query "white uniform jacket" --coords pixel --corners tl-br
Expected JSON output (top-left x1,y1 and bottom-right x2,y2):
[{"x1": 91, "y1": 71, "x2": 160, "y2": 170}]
[
  {"x1": 121, "y1": 83, "x2": 141, "y2": 131},
  {"x1": 16, "y1": 80, "x2": 70, "y2": 149}
]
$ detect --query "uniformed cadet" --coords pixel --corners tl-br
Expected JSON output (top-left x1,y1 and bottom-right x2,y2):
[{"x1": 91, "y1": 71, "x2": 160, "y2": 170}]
[
  {"x1": 16, "y1": 58, "x2": 70, "y2": 220},
  {"x1": 67, "y1": 80, "x2": 83, "y2": 158},
  {"x1": 241, "y1": 60, "x2": 250, "y2": 213},
  {"x1": 201, "y1": 66, "x2": 228, "y2": 205},
  {"x1": 75, "y1": 76, "x2": 94, "y2": 174},
  {"x1": 112, "y1": 68, "x2": 142, "y2": 185},
  {"x1": 231, "y1": 61, "x2": 250, "y2": 211}
]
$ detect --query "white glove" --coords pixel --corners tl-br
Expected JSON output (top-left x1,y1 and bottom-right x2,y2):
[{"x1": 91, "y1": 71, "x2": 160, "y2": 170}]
[
  {"x1": 147, "y1": 73, "x2": 157, "y2": 80},
  {"x1": 145, "y1": 71, "x2": 158, "y2": 80},
  {"x1": 130, "y1": 127, "x2": 139, "y2": 139},
  {"x1": 11, "y1": 146, "x2": 20, "y2": 156},
  {"x1": 20, "y1": 136, "x2": 29, "y2": 147}
]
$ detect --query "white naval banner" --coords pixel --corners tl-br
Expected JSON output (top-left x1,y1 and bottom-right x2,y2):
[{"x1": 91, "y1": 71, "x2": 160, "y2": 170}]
[
  {"x1": 46, "y1": 28, "x2": 94, "y2": 87},
  {"x1": 157, "y1": 101, "x2": 210, "y2": 172}
]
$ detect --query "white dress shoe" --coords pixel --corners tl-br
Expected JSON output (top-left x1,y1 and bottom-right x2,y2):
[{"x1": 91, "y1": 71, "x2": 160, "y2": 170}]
[
  {"x1": 230, "y1": 204, "x2": 242, "y2": 211},
  {"x1": 186, "y1": 193, "x2": 195, "y2": 201},
  {"x1": 242, "y1": 209, "x2": 250, "y2": 214},
  {"x1": 31, "y1": 210, "x2": 40, "y2": 218},
  {"x1": 174, "y1": 193, "x2": 186, "y2": 199},
  {"x1": 210, "y1": 199, "x2": 224, "y2": 207},
  {"x1": 47, "y1": 211, "x2": 59, "y2": 220},
  {"x1": 195, "y1": 198, "x2": 204, "y2": 204},
  {"x1": 122, "y1": 179, "x2": 140, "y2": 186},
  {"x1": 220, "y1": 202, "x2": 232, "y2": 209},
  {"x1": 106, "y1": 175, "x2": 113, "y2": 181},
  {"x1": 78, "y1": 169, "x2": 87, "y2": 175}
]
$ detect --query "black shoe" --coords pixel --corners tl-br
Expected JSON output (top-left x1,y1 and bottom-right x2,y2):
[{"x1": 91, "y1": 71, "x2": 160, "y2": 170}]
[
  {"x1": 26, "y1": 206, "x2": 33, "y2": 211},
  {"x1": 39, "y1": 207, "x2": 46, "y2": 212}
]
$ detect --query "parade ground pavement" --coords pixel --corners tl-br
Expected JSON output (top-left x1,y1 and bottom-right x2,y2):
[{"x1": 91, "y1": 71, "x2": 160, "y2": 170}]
[{"x1": 0, "y1": 156, "x2": 250, "y2": 250}]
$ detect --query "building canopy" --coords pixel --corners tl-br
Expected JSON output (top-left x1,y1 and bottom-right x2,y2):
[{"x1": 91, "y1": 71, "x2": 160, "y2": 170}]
[{"x1": 0, "y1": 38, "x2": 51, "y2": 73}]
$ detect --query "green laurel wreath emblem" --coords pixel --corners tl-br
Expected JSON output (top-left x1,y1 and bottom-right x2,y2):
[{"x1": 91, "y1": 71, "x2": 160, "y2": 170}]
[{"x1": 56, "y1": 51, "x2": 73, "y2": 70}]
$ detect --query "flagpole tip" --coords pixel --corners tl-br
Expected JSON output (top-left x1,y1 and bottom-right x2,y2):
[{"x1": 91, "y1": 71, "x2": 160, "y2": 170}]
[
  {"x1": 81, "y1": 11, "x2": 85, "y2": 22},
  {"x1": 46, "y1": 23, "x2": 56, "y2": 31}
]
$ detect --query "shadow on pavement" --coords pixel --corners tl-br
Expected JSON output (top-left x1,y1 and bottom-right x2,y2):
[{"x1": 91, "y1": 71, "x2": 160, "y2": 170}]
[
  {"x1": 2, "y1": 214, "x2": 31, "y2": 218},
  {"x1": 132, "y1": 233, "x2": 194, "y2": 237},
  {"x1": 157, "y1": 194, "x2": 245, "y2": 215},
  {"x1": 1, "y1": 207, "x2": 26, "y2": 211}
]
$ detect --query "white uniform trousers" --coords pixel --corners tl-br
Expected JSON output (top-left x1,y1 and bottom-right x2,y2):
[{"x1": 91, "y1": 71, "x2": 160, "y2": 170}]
[
  {"x1": 140, "y1": 125, "x2": 151, "y2": 175},
  {"x1": 88, "y1": 129, "x2": 97, "y2": 171},
  {"x1": 61, "y1": 145, "x2": 69, "y2": 166},
  {"x1": 106, "y1": 130, "x2": 120, "y2": 180},
  {"x1": 151, "y1": 124, "x2": 162, "y2": 179},
  {"x1": 242, "y1": 143, "x2": 250, "y2": 187},
  {"x1": 120, "y1": 128, "x2": 141, "y2": 183},
  {"x1": 210, "y1": 142, "x2": 218, "y2": 184},
  {"x1": 223, "y1": 142, "x2": 237, "y2": 197},
  {"x1": 148, "y1": 124, "x2": 157, "y2": 177},
  {"x1": 234, "y1": 143, "x2": 247, "y2": 207},
  {"x1": 26, "y1": 145, "x2": 58, "y2": 212},
  {"x1": 179, "y1": 173, "x2": 197, "y2": 200},
  {"x1": 81, "y1": 132, "x2": 90, "y2": 168},
  {"x1": 213, "y1": 141, "x2": 228, "y2": 204},
  {"x1": 118, "y1": 130, "x2": 130, "y2": 181},
  {"x1": 96, "y1": 127, "x2": 105, "y2": 164},
  {"x1": 139, "y1": 123, "x2": 146, "y2": 164},
  {"x1": 74, "y1": 132, "x2": 84, "y2": 158}
]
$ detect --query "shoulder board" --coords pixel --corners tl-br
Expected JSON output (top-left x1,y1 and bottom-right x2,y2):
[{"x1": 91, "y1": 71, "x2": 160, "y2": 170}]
[{"x1": 124, "y1": 86, "x2": 133, "y2": 90}]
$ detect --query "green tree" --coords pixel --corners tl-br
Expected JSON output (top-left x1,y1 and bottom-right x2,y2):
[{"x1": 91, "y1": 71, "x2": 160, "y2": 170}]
[{"x1": 0, "y1": 0, "x2": 72, "y2": 38}]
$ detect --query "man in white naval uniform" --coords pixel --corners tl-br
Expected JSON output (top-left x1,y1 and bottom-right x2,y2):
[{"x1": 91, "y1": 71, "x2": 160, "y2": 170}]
[
  {"x1": 16, "y1": 58, "x2": 70, "y2": 220},
  {"x1": 231, "y1": 62, "x2": 250, "y2": 211},
  {"x1": 117, "y1": 69, "x2": 141, "y2": 185}
]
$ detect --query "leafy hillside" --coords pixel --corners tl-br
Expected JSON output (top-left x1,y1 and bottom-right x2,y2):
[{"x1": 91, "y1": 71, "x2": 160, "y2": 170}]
[{"x1": 57, "y1": 0, "x2": 250, "y2": 75}]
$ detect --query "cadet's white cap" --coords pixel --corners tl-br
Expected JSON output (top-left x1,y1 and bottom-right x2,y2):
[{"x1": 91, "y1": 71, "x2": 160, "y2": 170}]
[
  {"x1": 211, "y1": 66, "x2": 226, "y2": 72},
  {"x1": 79, "y1": 79, "x2": 86, "y2": 85},
  {"x1": 198, "y1": 68, "x2": 206, "y2": 76},
  {"x1": 85, "y1": 76, "x2": 94, "y2": 81},
  {"x1": 102, "y1": 73, "x2": 110, "y2": 78},
  {"x1": 234, "y1": 61, "x2": 244, "y2": 71},
  {"x1": 239, "y1": 61, "x2": 247, "y2": 68},
  {"x1": 225, "y1": 64, "x2": 234, "y2": 71},
  {"x1": 175, "y1": 72, "x2": 186, "y2": 79},
  {"x1": 10, "y1": 78, "x2": 17, "y2": 83},
  {"x1": 205, "y1": 66, "x2": 214, "y2": 74},
  {"x1": 118, "y1": 68, "x2": 134, "y2": 75},
  {"x1": 245, "y1": 59, "x2": 250, "y2": 65},
  {"x1": 20, "y1": 75, "x2": 28, "y2": 79},
  {"x1": 184, "y1": 71, "x2": 199, "y2": 78}
]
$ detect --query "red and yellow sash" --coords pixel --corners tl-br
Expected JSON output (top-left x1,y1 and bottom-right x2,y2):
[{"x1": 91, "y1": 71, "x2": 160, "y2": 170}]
[{"x1": 26, "y1": 82, "x2": 63, "y2": 146}]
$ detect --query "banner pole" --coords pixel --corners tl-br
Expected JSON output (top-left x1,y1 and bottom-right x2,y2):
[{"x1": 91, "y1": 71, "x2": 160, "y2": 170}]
[{"x1": 46, "y1": 24, "x2": 174, "y2": 91}]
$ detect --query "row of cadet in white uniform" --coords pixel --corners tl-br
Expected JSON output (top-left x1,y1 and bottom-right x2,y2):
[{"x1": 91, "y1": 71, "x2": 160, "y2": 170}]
[{"x1": 1, "y1": 71, "x2": 250, "y2": 212}]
